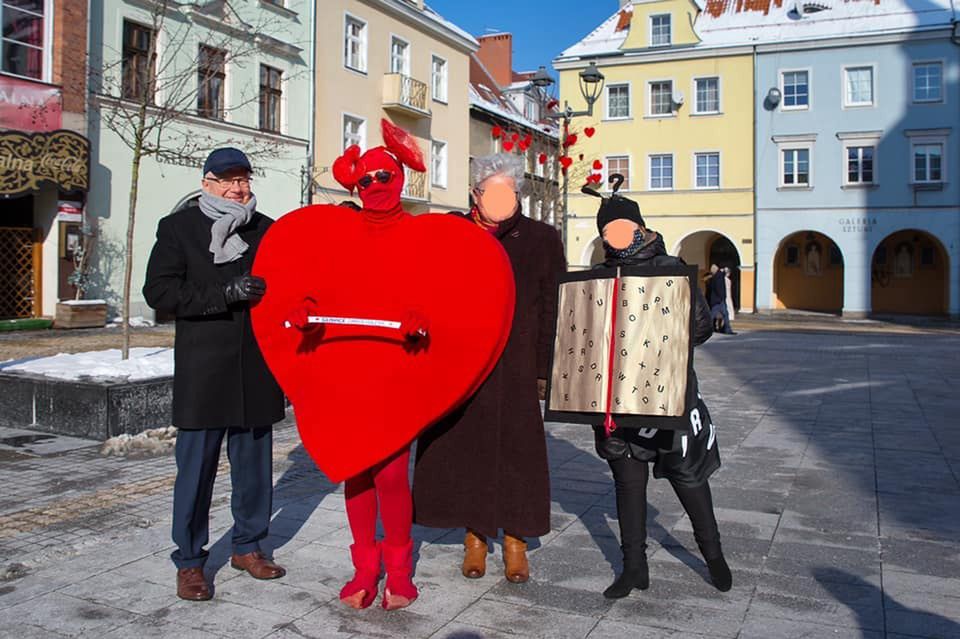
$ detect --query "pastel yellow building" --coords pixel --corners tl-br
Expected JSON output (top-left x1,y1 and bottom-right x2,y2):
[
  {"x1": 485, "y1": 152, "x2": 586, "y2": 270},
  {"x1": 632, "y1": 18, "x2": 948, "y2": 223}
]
[
  {"x1": 555, "y1": 0, "x2": 755, "y2": 311},
  {"x1": 313, "y1": 0, "x2": 477, "y2": 213}
]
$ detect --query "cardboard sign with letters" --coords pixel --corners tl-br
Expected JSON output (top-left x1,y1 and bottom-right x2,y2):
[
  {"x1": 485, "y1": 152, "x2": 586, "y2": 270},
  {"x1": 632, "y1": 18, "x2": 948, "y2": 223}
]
[{"x1": 545, "y1": 265, "x2": 698, "y2": 430}]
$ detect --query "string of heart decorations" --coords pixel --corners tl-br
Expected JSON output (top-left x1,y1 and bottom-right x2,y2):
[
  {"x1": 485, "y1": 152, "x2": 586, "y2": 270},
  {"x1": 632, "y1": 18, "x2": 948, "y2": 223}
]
[{"x1": 489, "y1": 121, "x2": 604, "y2": 190}]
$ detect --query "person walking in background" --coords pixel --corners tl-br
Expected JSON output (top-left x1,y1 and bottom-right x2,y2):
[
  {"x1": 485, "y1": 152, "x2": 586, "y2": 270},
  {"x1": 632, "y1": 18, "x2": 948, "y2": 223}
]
[
  {"x1": 143, "y1": 148, "x2": 287, "y2": 602},
  {"x1": 723, "y1": 267, "x2": 737, "y2": 334},
  {"x1": 413, "y1": 153, "x2": 566, "y2": 584}
]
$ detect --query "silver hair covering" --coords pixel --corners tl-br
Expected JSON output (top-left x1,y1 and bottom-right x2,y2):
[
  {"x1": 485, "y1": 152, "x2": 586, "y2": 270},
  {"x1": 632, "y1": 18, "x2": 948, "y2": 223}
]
[{"x1": 470, "y1": 153, "x2": 526, "y2": 193}]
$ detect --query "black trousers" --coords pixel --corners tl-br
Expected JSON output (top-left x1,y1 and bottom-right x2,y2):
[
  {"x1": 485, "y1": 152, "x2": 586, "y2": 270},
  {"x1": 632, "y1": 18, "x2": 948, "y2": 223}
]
[
  {"x1": 171, "y1": 427, "x2": 273, "y2": 569},
  {"x1": 608, "y1": 456, "x2": 722, "y2": 564}
]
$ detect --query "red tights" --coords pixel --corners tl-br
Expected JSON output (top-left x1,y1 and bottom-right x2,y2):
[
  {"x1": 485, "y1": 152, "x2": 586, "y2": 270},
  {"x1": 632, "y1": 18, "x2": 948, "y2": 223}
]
[{"x1": 344, "y1": 448, "x2": 412, "y2": 547}]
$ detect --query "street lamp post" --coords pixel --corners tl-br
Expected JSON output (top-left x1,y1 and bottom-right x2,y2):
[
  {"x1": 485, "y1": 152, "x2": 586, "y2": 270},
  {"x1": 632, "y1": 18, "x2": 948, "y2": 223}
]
[{"x1": 530, "y1": 62, "x2": 605, "y2": 252}]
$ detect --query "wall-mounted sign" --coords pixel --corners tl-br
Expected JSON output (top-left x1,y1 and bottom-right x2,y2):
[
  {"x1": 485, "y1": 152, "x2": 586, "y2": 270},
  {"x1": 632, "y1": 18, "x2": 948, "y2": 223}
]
[
  {"x1": 0, "y1": 76, "x2": 62, "y2": 132},
  {"x1": 0, "y1": 130, "x2": 89, "y2": 196}
]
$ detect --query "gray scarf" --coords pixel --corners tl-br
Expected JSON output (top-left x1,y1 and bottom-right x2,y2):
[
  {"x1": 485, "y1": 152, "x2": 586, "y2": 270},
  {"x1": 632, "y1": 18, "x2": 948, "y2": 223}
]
[{"x1": 199, "y1": 192, "x2": 257, "y2": 264}]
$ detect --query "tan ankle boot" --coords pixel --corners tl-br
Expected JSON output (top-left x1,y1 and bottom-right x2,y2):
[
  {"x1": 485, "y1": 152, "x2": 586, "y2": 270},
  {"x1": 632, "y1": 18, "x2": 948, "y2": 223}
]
[
  {"x1": 503, "y1": 533, "x2": 529, "y2": 583},
  {"x1": 462, "y1": 529, "x2": 487, "y2": 579}
]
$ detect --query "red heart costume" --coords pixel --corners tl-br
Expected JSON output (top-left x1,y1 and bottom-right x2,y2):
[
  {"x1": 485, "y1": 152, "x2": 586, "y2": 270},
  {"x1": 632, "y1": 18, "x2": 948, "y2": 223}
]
[{"x1": 251, "y1": 120, "x2": 515, "y2": 611}]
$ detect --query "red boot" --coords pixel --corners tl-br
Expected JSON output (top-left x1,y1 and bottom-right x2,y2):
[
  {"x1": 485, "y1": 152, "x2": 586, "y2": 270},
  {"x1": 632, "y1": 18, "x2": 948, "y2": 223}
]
[
  {"x1": 381, "y1": 539, "x2": 418, "y2": 611},
  {"x1": 339, "y1": 543, "x2": 381, "y2": 609}
]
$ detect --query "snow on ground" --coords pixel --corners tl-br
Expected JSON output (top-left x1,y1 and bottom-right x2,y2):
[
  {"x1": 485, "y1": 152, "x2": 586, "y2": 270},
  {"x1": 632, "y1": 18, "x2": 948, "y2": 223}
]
[{"x1": 0, "y1": 347, "x2": 173, "y2": 381}]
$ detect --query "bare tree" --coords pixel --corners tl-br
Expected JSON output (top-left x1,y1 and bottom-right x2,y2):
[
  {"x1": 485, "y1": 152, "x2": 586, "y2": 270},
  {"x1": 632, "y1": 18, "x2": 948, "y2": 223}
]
[{"x1": 91, "y1": 0, "x2": 301, "y2": 358}]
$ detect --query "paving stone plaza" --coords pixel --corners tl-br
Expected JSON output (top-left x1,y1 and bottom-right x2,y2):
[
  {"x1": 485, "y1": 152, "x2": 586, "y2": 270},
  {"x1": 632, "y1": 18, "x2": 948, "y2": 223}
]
[{"x1": 0, "y1": 328, "x2": 958, "y2": 638}]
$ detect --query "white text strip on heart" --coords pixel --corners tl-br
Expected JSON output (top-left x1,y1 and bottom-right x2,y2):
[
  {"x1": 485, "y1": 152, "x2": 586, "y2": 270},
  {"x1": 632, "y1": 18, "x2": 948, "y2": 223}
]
[{"x1": 307, "y1": 316, "x2": 402, "y2": 329}]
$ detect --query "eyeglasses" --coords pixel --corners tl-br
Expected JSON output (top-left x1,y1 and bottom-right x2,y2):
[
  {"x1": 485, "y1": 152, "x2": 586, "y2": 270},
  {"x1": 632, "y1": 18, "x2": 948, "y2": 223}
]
[
  {"x1": 357, "y1": 170, "x2": 393, "y2": 189},
  {"x1": 205, "y1": 176, "x2": 253, "y2": 187}
]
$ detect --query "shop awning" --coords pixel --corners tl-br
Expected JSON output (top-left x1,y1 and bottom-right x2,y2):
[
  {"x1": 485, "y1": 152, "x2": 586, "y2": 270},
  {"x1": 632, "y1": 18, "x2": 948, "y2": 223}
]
[{"x1": 0, "y1": 129, "x2": 90, "y2": 196}]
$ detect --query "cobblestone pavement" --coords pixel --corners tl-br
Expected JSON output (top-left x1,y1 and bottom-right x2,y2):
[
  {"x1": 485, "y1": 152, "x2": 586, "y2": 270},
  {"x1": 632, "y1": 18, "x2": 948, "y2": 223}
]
[{"x1": 0, "y1": 330, "x2": 959, "y2": 638}]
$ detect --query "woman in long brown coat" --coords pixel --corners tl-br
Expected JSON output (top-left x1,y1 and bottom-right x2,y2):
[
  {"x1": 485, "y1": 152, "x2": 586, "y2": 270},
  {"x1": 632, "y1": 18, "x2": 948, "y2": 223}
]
[{"x1": 413, "y1": 153, "x2": 566, "y2": 583}]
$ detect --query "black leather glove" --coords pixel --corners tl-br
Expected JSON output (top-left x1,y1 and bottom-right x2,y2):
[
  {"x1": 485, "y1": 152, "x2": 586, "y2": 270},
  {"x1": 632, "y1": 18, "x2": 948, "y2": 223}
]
[{"x1": 223, "y1": 274, "x2": 266, "y2": 305}]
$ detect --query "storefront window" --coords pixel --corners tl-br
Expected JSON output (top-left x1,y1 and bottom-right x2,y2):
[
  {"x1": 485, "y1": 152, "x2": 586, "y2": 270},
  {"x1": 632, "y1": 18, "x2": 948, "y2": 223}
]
[{"x1": 1, "y1": 0, "x2": 46, "y2": 80}]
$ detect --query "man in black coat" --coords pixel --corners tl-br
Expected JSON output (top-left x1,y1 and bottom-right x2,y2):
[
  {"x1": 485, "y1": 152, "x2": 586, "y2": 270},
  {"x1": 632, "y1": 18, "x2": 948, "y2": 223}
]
[{"x1": 143, "y1": 148, "x2": 286, "y2": 602}]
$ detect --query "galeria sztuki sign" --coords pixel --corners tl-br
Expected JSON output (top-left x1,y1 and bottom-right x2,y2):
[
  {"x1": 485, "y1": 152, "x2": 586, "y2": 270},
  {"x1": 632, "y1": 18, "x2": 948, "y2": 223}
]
[{"x1": 0, "y1": 129, "x2": 90, "y2": 196}]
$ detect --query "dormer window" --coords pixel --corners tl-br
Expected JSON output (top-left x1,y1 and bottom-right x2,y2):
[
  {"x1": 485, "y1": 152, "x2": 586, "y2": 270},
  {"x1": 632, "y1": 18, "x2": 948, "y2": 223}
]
[{"x1": 650, "y1": 14, "x2": 671, "y2": 47}]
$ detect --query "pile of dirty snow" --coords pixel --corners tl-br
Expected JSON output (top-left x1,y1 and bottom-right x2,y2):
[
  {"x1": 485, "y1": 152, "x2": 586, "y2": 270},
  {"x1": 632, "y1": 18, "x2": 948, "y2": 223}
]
[{"x1": 0, "y1": 347, "x2": 173, "y2": 381}]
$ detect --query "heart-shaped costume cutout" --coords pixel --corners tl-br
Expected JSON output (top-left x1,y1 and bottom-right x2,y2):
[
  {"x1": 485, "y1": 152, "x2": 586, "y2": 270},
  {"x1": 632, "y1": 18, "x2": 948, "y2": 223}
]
[{"x1": 252, "y1": 206, "x2": 515, "y2": 482}]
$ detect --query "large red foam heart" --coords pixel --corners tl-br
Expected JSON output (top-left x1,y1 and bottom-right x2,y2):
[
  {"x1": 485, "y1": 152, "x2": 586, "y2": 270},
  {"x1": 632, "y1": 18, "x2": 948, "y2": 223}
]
[{"x1": 252, "y1": 206, "x2": 515, "y2": 482}]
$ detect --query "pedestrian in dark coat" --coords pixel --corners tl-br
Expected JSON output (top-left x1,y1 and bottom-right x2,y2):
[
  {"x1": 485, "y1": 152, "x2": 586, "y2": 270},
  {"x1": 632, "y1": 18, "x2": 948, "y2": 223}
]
[
  {"x1": 413, "y1": 153, "x2": 566, "y2": 584},
  {"x1": 590, "y1": 191, "x2": 731, "y2": 599},
  {"x1": 143, "y1": 148, "x2": 286, "y2": 603}
]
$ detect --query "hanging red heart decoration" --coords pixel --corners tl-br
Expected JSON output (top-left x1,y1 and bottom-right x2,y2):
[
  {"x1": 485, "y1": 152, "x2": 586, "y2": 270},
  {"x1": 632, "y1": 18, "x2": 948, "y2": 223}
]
[
  {"x1": 503, "y1": 141, "x2": 515, "y2": 152},
  {"x1": 546, "y1": 99, "x2": 559, "y2": 110},
  {"x1": 564, "y1": 134, "x2": 578, "y2": 148},
  {"x1": 584, "y1": 127, "x2": 596, "y2": 138},
  {"x1": 593, "y1": 159, "x2": 604, "y2": 170},
  {"x1": 511, "y1": 133, "x2": 520, "y2": 142},
  {"x1": 538, "y1": 153, "x2": 548, "y2": 165},
  {"x1": 491, "y1": 126, "x2": 503, "y2": 139},
  {"x1": 518, "y1": 140, "x2": 530, "y2": 152},
  {"x1": 559, "y1": 156, "x2": 573, "y2": 171},
  {"x1": 523, "y1": 134, "x2": 533, "y2": 146},
  {"x1": 585, "y1": 173, "x2": 603, "y2": 185}
]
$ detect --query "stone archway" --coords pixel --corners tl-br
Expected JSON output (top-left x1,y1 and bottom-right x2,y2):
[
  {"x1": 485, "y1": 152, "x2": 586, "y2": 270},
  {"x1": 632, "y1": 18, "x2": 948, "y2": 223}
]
[
  {"x1": 675, "y1": 230, "x2": 742, "y2": 309},
  {"x1": 871, "y1": 229, "x2": 948, "y2": 315},
  {"x1": 773, "y1": 231, "x2": 844, "y2": 313},
  {"x1": 582, "y1": 237, "x2": 605, "y2": 268}
]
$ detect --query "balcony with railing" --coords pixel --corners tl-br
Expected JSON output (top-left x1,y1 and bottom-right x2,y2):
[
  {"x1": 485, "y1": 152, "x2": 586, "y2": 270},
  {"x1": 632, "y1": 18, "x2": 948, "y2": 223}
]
[
  {"x1": 401, "y1": 167, "x2": 428, "y2": 202},
  {"x1": 382, "y1": 74, "x2": 431, "y2": 118}
]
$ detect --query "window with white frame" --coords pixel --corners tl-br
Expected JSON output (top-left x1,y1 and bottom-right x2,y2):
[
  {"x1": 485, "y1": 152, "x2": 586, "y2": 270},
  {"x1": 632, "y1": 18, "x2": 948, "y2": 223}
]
[
  {"x1": 695, "y1": 153, "x2": 720, "y2": 188},
  {"x1": 844, "y1": 66, "x2": 874, "y2": 107},
  {"x1": 606, "y1": 83, "x2": 630, "y2": 119},
  {"x1": 390, "y1": 36, "x2": 409, "y2": 75},
  {"x1": 649, "y1": 81, "x2": 673, "y2": 116},
  {"x1": 781, "y1": 147, "x2": 811, "y2": 186},
  {"x1": 343, "y1": 114, "x2": 366, "y2": 151},
  {"x1": 913, "y1": 62, "x2": 943, "y2": 103},
  {"x1": 606, "y1": 156, "x2": 630, "y2": 191},
  {"x1": 524, "y1": 98, "x2": 537, "y2": 122},
  {"x1": 845, "y1": 145, "x2": 875, "y2": 184},
  {"x1": 649, "y1": 154, "x2": 673, "y2": 190},
  {"x1": 431, "y1": 140, "x2": 447, "y2": 188},
  {"x1": 912, "y1": 142, "x2": 943, "y2": 184},
  {"x1": 650, "y1": 14, "x2": 671, "y2": 47},
  {"x1": 1, "y1": 0, "x2": 47, "y2": 79},
  {"x1": 694, "y1": 77, "x2": 719, "y2": 114},
  {"x1": 431, "y1": 55, "x2": 447, "y2": 102},
  {"x1": 344, "y1": 15, "x2": 367, "y2": 72},
  {"x1": 781, "y1": 70, "x2": 809, "y2": 109}
]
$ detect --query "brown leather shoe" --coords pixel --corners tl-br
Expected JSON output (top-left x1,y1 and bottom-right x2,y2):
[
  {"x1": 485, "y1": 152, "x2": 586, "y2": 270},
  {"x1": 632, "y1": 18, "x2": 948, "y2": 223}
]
[
  {"x1": 503, "y1": 534, "x2": 529, "y2": 583},
  {"x1": 462, "y1": 529, "x2": 487, "y2": 579},
  {"x1": 177, "y1": 567, "x2": 212, "y2": 601},
  {"x1": 230, "y1": 550, "x2": 286, "y2": 580}
]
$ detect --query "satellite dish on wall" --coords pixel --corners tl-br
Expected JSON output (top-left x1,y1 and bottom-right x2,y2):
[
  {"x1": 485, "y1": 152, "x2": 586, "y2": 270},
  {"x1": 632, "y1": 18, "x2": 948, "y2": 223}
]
[{"x1": 672, "y1": 90, "x2": 684, "y2": 106}]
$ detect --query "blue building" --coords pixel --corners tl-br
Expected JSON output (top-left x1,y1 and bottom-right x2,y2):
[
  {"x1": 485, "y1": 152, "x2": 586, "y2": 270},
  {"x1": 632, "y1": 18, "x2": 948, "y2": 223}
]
[{"x1": 699, "y1": 0, "x2": 960, "y2": 316}]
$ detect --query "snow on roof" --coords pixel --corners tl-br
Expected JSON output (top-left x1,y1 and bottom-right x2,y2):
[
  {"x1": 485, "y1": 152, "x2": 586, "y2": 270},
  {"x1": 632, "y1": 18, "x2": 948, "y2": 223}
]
[
  {"x1": 469, "y1": 84, "x2": 560, "y2": 138},
  {"x1": 558, "y1": 8, "x2": 632, "y2": 59},
  {"x1": 558, "y1": 0, "x2": 955, "y2": 59},
  {"x1": 423, "y1": 3, "x2": 480, "y2": 48},
  {"x1": 697, "y1": 0, "x2": 956, "y2": 46}
]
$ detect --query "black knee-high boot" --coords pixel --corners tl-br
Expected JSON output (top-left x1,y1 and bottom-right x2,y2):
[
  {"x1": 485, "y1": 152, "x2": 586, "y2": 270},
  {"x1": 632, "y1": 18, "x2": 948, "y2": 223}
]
[
  {"x1": 671, "y1": 480, "x2": 732, "y2": 592},
  {"x1": 604, "y1": 457, "x2": 650, "y2": 598}
]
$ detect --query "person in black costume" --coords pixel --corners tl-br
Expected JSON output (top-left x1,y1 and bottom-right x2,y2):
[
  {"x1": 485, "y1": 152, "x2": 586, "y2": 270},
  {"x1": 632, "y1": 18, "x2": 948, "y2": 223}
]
[{"x1": 591, "y1": 190, "x2": 732, "y2": 598}]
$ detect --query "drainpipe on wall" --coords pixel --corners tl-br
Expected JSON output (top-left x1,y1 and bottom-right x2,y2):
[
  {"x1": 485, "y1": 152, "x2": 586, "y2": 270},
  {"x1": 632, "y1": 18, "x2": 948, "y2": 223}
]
[
  {"x1": 303, "y1": 0, "x2": 317, "y2": 207},
  {"x1": 752, "y1": 45, "x2": 759, "y2": 315}
]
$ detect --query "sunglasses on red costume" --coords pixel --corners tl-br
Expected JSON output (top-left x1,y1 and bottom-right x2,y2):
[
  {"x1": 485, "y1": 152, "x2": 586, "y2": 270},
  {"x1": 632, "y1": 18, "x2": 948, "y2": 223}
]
[{"x1": 357, "y1": 170, "x2": 394, "y2": 189}]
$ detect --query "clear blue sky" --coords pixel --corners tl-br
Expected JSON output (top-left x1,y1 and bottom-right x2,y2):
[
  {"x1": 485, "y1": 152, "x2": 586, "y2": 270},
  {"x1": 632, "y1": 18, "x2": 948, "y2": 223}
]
[{"x1": 428, "y1": 1, "x2": 620, "y2": 74}]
